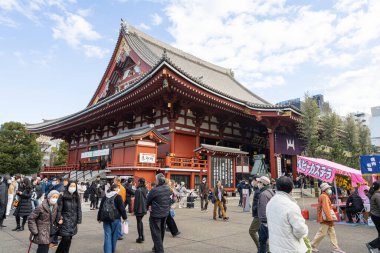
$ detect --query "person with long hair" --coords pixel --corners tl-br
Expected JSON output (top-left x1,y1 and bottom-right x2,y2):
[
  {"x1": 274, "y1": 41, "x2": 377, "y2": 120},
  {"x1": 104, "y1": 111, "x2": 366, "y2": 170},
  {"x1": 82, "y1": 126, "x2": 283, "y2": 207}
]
[
  {"x1": 366, "y1": 181, "x2": 380, "y2": 252},
  {"x1": 134, "y1": 178, "x2": 148, "y2": 243},
  {"x1": 89, "y1": 181, "x2": 98, "y2": 210},
  {"x1": 12, "y1": 177, "x2": 33, "y2": 231},
  {"x1": 98, "y1": 183, "x2": 127, "y2": 253},
  {"x1": 56, "y1": 181, "x2": 82, "y2": 253},
  {"x1": 166, "y1": 179, "x2": 180, "y2": 237}
]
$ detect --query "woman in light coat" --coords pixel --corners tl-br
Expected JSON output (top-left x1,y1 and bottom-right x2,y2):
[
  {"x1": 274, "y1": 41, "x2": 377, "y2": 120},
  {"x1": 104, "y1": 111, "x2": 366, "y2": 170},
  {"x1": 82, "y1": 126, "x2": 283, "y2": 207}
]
[{"x1": 267, "y1": 176, "x2": 308, "y2": 253}]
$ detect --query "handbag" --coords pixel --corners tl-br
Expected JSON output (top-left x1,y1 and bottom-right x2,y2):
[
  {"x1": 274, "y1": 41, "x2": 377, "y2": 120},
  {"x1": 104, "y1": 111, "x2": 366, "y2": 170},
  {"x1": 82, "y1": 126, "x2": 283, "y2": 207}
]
[
  {"x1": 12, "y1": 199, "x2": 19, "y2": 207},
  {"x1": 322, "y1": 208, "x2": 337, "y2": 221},
  {"x1": 122, "y1": 220, "x2": 129, "y2": 234}
]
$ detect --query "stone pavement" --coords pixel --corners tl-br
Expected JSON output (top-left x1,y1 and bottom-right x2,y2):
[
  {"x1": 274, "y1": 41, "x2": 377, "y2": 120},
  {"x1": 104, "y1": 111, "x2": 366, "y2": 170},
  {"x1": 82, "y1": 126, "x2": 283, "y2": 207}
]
[{"x1": 0, "y1": 197, "x2": 376, "y2": 253}]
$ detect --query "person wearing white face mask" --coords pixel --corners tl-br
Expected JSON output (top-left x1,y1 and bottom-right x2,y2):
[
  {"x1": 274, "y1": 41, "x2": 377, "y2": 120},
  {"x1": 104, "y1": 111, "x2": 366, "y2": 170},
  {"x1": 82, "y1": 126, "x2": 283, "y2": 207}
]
[
  {"x1": 28, "y1": 190, "x2": 60, "y2": 253},
  {"x1": 6, "y1": 179, "x2": 16, "y2": 216},
  {"x1": 56, "y1": 181, "x2": 82, "y2": 253},
  {"x1": 311, "y1": 183, "x2": 345, "y2": 253}
]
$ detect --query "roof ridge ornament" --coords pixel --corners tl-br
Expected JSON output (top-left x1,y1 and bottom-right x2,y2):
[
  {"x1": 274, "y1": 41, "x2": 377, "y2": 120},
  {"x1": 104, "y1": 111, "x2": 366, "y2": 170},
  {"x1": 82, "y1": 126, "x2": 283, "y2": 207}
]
[
  {"x1": 162, "y1": 48, "x2": 167, "y2": 59},
  {"x1": 120, "y1": 18, "x2": 129, "y2": 34}
]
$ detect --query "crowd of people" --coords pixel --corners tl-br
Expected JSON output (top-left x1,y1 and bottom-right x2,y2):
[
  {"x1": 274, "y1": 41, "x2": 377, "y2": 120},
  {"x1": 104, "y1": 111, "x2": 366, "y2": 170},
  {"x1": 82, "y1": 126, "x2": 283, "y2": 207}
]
[{"x1": 2, "y1": 173, "x2": 380, "y2": 253}]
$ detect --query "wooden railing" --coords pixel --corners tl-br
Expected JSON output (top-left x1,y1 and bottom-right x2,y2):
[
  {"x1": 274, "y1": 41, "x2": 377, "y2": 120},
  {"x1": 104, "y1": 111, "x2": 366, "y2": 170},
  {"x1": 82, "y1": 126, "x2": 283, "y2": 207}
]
[
  {"x1": 41, "y1": 164, "x2": 79, "y2": 172},
  {"x1": 166, "y1": 157, "x2": 208, "y2": 169},
  {"x1": 108, "y1": 162, "x2": 161, "y2": 168}
]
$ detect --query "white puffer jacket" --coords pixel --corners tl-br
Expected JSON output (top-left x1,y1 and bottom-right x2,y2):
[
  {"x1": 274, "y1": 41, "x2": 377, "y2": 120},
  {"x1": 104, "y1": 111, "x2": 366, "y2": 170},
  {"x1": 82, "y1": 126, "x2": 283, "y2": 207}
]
[{"x1": 266, "y1": 191, "x2": 308, "y2": 253}]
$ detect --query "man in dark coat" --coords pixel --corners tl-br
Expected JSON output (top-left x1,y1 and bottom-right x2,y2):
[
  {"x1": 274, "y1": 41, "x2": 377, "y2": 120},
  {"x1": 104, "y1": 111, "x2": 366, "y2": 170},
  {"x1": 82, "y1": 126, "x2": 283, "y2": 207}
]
[
  {"x1": 249, "y1": 176, "x2": 260, "y2": 251},
  {"x1": 134, "y1": 178, "x2": 148, "y2": 243},
  {"x1": 123, "y1": 178, "x2": 135, "y2": 214},
  {"x1": 0, "y1": 176, "x2": 9, "y2": 228},
  {"x1": 147, "y1": 173, "x2": 171, "y2": 253},
  {"x1": 346, "y1": 189, "x2": 364, "y2": 223},
  {"x1": 199, "y1": 178, "x2": 208, "y2": 211}
]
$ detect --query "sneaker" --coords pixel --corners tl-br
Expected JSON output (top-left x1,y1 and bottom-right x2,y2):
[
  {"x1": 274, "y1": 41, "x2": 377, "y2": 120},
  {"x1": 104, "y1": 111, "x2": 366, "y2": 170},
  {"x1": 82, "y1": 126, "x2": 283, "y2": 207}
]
[
  {"x1": 333, "y1": 249, "x2": 346, "y2": 253},
  {"x1": 311, "y1": 248, "x2": 319, "y2": 252},
  {"x1": 172, "y1": 231, "x2": 181, "y2": 237},
  {"x1": 366, "y1": 243, "x2": 375, "y2": 253}
]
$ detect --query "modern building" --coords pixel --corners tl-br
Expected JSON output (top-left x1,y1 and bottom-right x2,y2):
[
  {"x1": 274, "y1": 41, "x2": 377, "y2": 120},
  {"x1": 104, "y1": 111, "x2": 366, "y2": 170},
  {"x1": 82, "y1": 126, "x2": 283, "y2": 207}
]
[
  {"x1": 276, "y1": 94, "x2": 324, "y2": 111},
  {"x1": 36, "y1": 135, "x2": 61, "y2": 167},
  {"x1": 351, "y1": 112, "x2": 370, "y2": 126},
  {"x1": 370, "y1": 106, "x2": 380, "y2": 148},
  {"x1": 27, "y1": 21, "x2": 302, "y2": 190}
]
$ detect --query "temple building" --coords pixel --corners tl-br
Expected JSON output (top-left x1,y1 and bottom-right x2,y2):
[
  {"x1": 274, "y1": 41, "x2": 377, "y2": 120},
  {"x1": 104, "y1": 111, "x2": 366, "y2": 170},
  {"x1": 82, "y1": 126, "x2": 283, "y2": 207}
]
[{"x1": 27, "y1": 21, "x2": 302, "y2": 190}]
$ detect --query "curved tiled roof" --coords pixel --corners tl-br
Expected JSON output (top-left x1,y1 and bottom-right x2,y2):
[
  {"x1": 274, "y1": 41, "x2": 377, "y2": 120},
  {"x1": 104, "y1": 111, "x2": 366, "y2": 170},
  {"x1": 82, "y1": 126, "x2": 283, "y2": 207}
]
[{"x1": 124, "y1": 25, "x2": 270, "y2": 105}]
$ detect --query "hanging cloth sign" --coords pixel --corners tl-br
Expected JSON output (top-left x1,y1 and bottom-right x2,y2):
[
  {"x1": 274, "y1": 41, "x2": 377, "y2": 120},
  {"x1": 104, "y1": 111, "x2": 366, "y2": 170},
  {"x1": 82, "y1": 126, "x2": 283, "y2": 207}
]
[
  {"x1": 297, "y1": 156, "x2": 336, "y2": 183},
  {"x1": 360, "y1": 155, "x2": 380, "y2": 175}
]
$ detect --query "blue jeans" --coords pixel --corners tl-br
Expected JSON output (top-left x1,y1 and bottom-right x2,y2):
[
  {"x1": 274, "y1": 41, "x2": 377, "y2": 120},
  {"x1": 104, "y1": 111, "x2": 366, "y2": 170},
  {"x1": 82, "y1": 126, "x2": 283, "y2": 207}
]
[
  {"x1": 103, "y1": 219, "x2": 121, "y2": 253},
  {"x1": 258, "y1": 223, "x2": 269, "y2": 253}
]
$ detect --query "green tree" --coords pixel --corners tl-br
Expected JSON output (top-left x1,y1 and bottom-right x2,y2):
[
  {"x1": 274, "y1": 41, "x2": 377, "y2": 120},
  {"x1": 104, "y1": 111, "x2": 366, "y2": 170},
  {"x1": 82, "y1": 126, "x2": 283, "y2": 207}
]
[
  {"x1": 343, "y1": 115, "x2": 360, "y2": 168},
  {"x1": 358, "y1": 123, "x2": 372, "y2": 155},
  {"x1": 52, "y1": 141, "x2": 68, "y2": 166},
  {"x1": 318, "y1": 112, "x2": 345, "y2": 164},
  {"x1": 298, "y1": 95, "x2": 320, "y2": 157},
  {"x1": 0, "y1": 122, "x2": 42, "y2": 175}
]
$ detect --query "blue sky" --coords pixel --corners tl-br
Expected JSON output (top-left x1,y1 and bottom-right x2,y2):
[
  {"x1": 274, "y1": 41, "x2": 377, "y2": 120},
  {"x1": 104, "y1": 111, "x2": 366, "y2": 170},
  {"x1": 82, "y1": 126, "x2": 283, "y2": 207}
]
[{"x1": 1, "y1": 0, "x2": 380, "y2": 125}]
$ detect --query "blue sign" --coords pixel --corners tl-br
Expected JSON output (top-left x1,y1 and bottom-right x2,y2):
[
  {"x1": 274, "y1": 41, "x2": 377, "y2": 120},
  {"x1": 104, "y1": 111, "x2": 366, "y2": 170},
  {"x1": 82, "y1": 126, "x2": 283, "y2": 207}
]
[{"x1": 360, "y1": 155, "x2": 380, "y2": 174}]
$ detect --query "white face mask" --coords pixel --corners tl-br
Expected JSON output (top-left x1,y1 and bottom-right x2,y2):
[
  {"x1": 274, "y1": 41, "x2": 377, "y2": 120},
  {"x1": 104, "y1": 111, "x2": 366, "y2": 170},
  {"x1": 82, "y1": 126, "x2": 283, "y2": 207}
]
[
  {"x1": 52, "y1": 181, "x2": 57, "y2": 186},
  {"x1": 326, "y1": 189, "x2": 332, "y2": 195},
  {"x1": 7, "y1": 180, "x2": 12, "y2": 184},
  {"x1": 49, "y1": 198, "x2": 58, "y2": 205},
  {"x1": 68, "y1": 187, "x2": 76, "y2": 194}
]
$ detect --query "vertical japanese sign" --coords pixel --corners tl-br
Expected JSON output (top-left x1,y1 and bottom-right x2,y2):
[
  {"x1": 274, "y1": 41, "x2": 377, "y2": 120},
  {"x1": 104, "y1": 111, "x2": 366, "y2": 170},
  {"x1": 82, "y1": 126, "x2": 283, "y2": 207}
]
[
  {"x1": 211, "y1": 157, "x2": 233, "y2": 188},
  {"x1": 297, "y1": 156, "x2": 336, "y2": 183}
]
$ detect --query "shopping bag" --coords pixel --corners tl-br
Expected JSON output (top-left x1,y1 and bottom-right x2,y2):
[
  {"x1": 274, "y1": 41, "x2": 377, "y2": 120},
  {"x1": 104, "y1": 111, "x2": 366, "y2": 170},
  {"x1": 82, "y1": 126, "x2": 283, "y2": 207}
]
[
  {"x1": 170, "y1": 208, "x2": 175, "y2": 218},
  {"x1": 368, "y1": 217, "x2": 375, "y2": 227},
  {"x1": 122, "y1": 220, "x2": 129, "y2": 234},
  {"x1": 303, "y1": 237, "x2": 312, "y2": 253}
]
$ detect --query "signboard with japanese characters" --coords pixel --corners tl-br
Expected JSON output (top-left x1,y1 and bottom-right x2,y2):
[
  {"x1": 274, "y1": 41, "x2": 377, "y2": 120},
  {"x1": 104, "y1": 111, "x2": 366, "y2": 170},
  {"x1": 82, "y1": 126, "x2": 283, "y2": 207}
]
[
  {"x1": 139, "y1": 153, "x2": 156, "y2": 163},
  {"x1": 297, "y1": 156, "x2": 336, "y2": 183},
  {"x1": 360, "y1": 155, "x2": 380, "y2": 175},
  {"x1": 81, "y1": 148, "x2": 110, "y2": 159},
  {"x1": 211, "y1": 157, "x2": 233, "y2": 188}
]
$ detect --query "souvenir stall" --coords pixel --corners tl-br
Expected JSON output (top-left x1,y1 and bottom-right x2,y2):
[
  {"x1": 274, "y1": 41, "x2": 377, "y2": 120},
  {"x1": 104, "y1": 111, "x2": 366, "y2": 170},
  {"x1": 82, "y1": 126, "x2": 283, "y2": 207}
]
[{"x1": 297, "y1": 156, "x2": 367, "y2": 221}]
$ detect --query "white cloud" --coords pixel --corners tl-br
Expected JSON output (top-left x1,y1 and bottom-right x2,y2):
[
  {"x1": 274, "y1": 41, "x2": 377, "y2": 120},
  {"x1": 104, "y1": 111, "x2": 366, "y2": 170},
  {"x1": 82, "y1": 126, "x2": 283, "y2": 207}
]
[
  {"x1": 49, "y1": 13, "x2": 101, "y2": 47},
  {"x1": 82, "y1": 45, "x2": 109, "y2": 59},
  {"x1": 325, "y1": 65, "x2": 380, "y2": 115},
  {"x1": 0, "y1": 0, "x2": 21, "y2": 11},
  {"x1": 0, "y1": 14, "x2": 17, "y2": 27},
  {"x1": 151, "y1": 13, "x2": 162, "y2": 26},
  {"x1": 162, "y1": 0, "x2": 380, "y2": 113},
  {"x1": 77, "y1": 8, "x2": 91, "y2": 17},
  {"x1": 138, "y1": 23, "x2": 150, "y2": 30}
]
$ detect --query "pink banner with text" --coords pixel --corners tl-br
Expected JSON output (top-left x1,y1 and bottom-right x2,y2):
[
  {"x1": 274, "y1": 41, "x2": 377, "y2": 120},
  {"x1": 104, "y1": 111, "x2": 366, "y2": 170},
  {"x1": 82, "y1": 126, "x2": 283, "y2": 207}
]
[{"x1": 297, "y1": 156, "x2": 336, "y2": 183}]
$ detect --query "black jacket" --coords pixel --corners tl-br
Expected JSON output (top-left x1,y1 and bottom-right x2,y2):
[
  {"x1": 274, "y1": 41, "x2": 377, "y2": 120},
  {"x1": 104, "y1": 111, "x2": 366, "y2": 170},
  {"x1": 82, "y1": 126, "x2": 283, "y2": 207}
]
[
  {"x1": 346, "y1": 192, "x2": 364, "y2": 211},
  {"x1": 147, "y1": 183, "x2": 171, "y2": 218},
  {"x1": 0, "y1": 181, "x2": 8, "y2": 219},
  {"x1": 125, "y1": 183, "x2": 135, "y2": 201},
  {"x1": 14, "y1": 187, "x2": 33, "y2": 217},
  {"x1": 57, "y1": 192, "x2": 82, "y2": 236},
  {"x1": 97, "y1": 193, "x2": 127, "y2": 221},
  {"x1": 134, "y1": 186, "x2": 148, "y2": 216},
  {"x1": 252, "y1": 187, "x2": 260, "y2": 217}
]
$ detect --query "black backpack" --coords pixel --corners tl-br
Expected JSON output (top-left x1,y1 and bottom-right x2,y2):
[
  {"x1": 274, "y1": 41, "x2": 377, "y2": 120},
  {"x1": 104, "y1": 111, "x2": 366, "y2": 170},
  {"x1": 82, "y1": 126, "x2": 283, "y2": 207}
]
[{"x1": 100, "y1": 195, "x2": 118, "y2": 222}]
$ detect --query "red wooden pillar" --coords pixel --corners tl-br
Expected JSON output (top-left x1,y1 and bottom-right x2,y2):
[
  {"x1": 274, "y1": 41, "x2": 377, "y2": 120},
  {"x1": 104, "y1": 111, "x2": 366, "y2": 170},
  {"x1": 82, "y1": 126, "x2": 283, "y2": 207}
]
[
  {"x1": 268, "y1": 128, "x2": 276, "y2": 179},
  {"x1": 291, "y1": 155, "x2": 297, "y2": 181},
  {"x1": 195, "y1": 127, "x2": 200, "y2": 148},
  {"x1": 190, "y1": 172, "x2": 195, "y2": 189}
]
